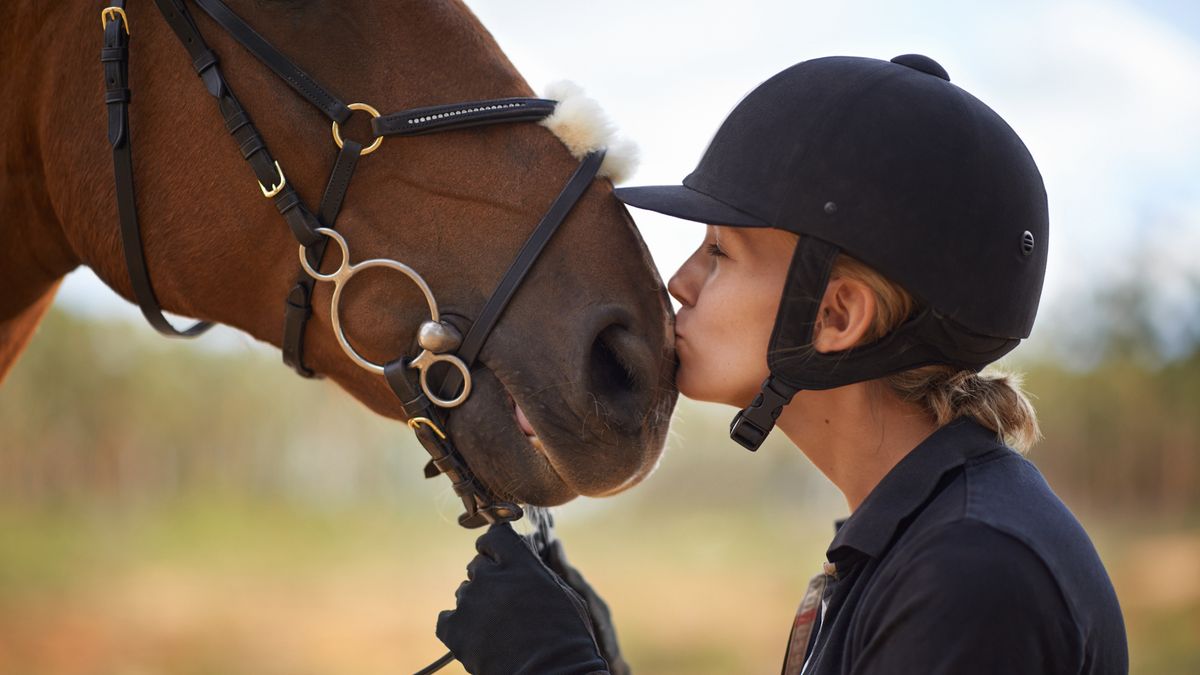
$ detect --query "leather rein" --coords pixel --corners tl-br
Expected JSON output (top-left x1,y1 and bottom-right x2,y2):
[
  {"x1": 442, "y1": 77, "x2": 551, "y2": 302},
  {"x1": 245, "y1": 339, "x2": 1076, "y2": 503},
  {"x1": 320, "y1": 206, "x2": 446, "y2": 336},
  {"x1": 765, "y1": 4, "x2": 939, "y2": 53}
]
[{"x1": 101, "y1": 0, "x2": 605, "y2": 533}]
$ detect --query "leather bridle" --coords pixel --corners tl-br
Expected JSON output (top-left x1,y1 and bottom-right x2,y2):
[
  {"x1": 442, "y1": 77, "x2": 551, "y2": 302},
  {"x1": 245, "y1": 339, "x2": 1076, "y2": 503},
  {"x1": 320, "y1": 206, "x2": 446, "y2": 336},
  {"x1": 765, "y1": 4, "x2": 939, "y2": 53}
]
[{"x1": 101, "y1": 0, "x2": 606, "y2": 534}]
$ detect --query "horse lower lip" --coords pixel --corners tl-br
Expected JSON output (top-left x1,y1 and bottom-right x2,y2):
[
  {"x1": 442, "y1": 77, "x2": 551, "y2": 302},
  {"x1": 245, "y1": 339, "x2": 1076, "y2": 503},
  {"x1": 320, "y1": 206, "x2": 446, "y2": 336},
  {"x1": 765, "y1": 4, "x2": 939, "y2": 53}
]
[{"x1": 513, "y1": 399, "x2": 538, "y2": 438}]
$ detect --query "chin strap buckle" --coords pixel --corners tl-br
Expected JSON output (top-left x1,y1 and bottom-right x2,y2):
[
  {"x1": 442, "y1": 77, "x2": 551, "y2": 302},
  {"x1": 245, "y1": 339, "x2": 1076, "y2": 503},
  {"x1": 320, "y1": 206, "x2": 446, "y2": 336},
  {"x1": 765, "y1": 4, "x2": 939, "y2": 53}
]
[{"x1": 730, "y1": 375, "x2": 798, "y2": 451}]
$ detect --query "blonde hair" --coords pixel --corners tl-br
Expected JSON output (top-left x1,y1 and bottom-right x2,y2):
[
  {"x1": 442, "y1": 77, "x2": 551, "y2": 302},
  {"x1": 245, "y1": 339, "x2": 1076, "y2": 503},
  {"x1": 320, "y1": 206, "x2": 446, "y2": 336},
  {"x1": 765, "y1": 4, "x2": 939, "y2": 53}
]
[{"x1": 832, "y1": 254, "x2": 1042, "y2": 452}]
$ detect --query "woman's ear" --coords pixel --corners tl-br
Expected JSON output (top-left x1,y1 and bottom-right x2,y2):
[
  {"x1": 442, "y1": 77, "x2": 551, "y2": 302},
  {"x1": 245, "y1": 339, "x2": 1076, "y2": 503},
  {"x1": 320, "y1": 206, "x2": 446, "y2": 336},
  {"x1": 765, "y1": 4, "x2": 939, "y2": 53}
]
[{"x1": 812, "y1": 277, "x2": 877, "y2": 354}]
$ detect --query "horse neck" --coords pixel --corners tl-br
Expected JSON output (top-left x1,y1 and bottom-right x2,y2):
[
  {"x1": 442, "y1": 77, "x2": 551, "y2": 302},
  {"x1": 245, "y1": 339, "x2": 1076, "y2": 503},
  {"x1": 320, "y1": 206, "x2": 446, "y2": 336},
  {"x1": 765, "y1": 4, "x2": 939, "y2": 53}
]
[
  {"x1": 1, "y1": 0, "x2": 548, "y2": 358},
  {"x1": 0, "y1": 4, "x2": 86, "y2": 380}
]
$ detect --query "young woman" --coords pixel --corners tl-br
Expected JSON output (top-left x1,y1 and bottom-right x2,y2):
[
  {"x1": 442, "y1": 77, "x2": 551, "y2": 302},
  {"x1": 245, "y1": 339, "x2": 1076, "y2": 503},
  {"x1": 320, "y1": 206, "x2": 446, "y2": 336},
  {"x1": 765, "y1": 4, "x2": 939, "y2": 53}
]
[{"x1": 434, "y1": 54, "x2": 1128, "y2": 674}]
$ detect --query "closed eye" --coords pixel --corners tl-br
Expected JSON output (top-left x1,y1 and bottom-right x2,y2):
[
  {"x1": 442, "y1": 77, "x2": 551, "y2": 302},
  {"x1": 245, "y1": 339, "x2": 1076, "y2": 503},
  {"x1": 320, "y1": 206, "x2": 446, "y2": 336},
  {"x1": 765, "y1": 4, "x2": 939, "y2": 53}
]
[{"x1": 705, "y1": 243, "x2": 728, "y2": 258}]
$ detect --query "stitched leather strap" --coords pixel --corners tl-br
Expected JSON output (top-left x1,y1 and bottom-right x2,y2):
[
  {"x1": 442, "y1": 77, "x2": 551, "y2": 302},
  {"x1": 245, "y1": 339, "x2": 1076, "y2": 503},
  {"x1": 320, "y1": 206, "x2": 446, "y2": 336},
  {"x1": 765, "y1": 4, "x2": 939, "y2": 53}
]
[
  {"x1": 190, "y1": 0, "x2": 352, "y2": 123},
  {"x1": 318, "y1": 140, "x2": 362, "y2": 226},
  {"x1": 436, "y1": 149, "x2": 605, "y2": 400},
  {"x1": 373, "y1": 98, "x2": 557, "y2": 137},
  {"x1": 384, "y1": 358, "x2": 523, "y2": 529},
  {"x1": 281, "y1": 140, "x2": 363, "y2": 377},
  {"x1": 152, "y1": 0, "x2": 325, "y2": 250},
  {"x1": 105, "y1": 0, "x2": 212, "y2": 338},
  {"x1": 282, "y1": 283, "x2": 316, "y2": 376}
]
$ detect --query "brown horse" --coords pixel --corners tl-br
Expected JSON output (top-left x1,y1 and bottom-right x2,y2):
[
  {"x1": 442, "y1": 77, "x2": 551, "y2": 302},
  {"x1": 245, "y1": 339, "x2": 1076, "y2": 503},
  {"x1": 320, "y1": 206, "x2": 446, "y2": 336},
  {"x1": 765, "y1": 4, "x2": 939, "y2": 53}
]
[{"x1": 0, "y1": 0, "x2": 678, "y2": 508}]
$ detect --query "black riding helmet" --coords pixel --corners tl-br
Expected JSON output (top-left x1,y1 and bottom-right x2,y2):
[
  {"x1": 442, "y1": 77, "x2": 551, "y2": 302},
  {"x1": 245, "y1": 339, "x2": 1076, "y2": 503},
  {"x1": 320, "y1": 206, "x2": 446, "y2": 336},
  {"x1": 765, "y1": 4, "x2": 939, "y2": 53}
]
[{"x1": 615, "y1": 54, "x2": 1049, "y2": 450}]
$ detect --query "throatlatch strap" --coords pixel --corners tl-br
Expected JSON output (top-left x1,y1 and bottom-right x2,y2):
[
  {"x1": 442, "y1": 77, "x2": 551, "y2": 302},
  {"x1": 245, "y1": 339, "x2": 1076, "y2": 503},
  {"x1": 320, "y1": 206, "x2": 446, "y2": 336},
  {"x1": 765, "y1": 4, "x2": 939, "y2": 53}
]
[
  {"x1": 105, "y1": 0, "x2": 212, "y2": 338},
  {"x1": 436, "y1": 149, "x2": 606, "y2": 400}
]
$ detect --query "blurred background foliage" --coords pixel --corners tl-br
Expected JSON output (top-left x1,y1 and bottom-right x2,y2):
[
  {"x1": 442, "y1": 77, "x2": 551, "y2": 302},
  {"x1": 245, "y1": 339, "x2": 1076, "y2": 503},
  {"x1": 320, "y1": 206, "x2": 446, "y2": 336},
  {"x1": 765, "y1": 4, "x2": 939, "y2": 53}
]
[{"x1": 1, "y1": 260, "x2": 1198, "y2": 675}]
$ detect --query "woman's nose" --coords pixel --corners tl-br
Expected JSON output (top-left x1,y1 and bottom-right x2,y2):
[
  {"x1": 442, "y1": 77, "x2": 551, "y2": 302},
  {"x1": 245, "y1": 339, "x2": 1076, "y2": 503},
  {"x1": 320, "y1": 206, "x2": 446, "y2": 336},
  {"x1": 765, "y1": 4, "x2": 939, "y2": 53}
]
[
  {"x1": 667, "y1": 270, "x2": 691, "y2": 308},
  {"x1": 668, "y1": 250, "x2": 705, "y2": 308}
]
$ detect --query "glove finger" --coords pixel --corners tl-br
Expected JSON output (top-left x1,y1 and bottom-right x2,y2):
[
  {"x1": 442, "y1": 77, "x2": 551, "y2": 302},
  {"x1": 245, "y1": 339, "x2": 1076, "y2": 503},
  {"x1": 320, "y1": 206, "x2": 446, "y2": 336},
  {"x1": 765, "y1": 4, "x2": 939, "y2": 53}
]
[
  {"x1": 453, "y1": 578, "x2": 471, "y2": 604},
  {"x1": 542, "y1": 539, "x2": 570, "y2": 576},
  {"x1": 434, "y1": 608, "x2": 457, "y2": 647},
  {"x1": 475, "y1": 521, "x2": 533, "y2": 563},
  {"x1": 465, "y1": 551, "x2": 494, "y2": 581},
  {"x1": 538, "y1": 540, "x2": 629, "y2": 673}
]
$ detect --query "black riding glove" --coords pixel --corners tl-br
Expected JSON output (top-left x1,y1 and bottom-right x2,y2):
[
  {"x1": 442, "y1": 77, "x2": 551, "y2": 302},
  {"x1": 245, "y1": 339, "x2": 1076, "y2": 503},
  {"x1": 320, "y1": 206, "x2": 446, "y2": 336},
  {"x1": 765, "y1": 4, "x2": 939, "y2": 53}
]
[
  {"x1": 538, "y1": 534, "x2": 630, "y2": 675},
  {"x1": 436, "y1": 522, "x2": 611, "y2": 675}
]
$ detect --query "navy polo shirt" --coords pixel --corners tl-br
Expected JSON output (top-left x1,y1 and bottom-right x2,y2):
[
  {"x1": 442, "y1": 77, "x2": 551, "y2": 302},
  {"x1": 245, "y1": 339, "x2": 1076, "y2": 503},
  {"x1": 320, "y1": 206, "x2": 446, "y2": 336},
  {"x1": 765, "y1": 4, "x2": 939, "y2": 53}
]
[{"x1": 792, "y1": 417, "x2": 1128, "y2": 674}]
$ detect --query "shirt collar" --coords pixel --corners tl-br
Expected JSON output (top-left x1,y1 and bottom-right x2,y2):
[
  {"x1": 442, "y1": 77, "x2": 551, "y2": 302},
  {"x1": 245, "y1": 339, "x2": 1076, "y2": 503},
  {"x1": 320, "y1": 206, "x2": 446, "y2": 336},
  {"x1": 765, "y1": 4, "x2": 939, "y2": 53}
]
[{"x1": 827, "y1": 417, "x2": 1007, "y2": 561}]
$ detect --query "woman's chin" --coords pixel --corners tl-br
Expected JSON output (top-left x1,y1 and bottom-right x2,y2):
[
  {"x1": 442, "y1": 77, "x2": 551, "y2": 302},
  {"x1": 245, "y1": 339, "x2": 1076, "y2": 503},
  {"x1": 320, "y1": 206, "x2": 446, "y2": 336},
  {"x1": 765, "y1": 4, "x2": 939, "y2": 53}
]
[
  {"x1": 676, "y1": 374, "x2": 723, "y2": 406},
  {"x1": 676, "y1": 374, "x2": 760, "y2": 410}
]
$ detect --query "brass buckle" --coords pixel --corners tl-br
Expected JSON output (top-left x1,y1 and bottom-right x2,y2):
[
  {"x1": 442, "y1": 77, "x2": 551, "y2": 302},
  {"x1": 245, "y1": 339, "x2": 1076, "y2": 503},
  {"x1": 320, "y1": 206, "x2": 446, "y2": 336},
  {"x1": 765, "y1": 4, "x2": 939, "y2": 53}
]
[
  {"x1": 332, "y1": 102, "x2": 383, "y2": 156},
  {"x1": 101, "y1": 7, "x2": 129, "y2": 34},
  {"x1": 258, "y1": 160, "x2": 287, "y2": 198},
  {"x1": 408, "y1": 417, "x2": 447, "y2": 440}
]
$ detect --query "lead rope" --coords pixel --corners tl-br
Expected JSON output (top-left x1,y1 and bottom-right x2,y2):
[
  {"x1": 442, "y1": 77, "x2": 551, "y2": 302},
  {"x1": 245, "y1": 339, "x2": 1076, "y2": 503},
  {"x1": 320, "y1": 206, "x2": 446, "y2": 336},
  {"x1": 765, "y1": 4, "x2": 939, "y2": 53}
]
[{"x1": 413, "y1": 652, "x2": 456, "y2": 675}]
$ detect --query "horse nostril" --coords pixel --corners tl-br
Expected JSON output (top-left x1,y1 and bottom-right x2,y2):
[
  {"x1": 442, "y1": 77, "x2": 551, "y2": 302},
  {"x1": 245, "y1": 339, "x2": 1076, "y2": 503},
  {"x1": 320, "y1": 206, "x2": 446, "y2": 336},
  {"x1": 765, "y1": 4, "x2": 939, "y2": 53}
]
[{"x1": 588, "y1": 324, "x2": 641, "y2": 406}]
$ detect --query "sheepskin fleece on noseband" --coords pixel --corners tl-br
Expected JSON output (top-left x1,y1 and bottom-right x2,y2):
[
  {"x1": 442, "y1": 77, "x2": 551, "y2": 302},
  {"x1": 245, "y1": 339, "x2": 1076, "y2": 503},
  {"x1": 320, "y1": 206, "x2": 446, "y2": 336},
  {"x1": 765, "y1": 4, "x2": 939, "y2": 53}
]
[{"x1": 540, "y1": 81, "x2": 638, "y2": 184}]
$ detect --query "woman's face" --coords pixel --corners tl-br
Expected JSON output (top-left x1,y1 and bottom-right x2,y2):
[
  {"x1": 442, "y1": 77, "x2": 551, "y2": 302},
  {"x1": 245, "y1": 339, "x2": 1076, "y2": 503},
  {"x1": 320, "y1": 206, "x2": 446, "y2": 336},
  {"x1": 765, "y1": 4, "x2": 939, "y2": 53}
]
[{"x1": 668, "y1": 225, "x2": 796, "y2": 407}]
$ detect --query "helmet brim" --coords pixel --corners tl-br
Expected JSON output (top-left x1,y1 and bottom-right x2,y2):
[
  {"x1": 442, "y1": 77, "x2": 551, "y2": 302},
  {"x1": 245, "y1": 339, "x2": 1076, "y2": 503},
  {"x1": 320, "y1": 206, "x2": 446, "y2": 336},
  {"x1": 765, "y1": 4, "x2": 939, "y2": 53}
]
[{"x1": 614, "y1": 185, "x2": 774, "y2": 229}]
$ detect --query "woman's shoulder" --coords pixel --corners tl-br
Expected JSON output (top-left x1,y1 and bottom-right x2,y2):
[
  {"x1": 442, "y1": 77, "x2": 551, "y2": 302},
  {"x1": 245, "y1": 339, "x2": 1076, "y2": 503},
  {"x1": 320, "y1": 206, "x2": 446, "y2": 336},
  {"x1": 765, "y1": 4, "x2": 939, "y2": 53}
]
[
  {"x1": 957, "y1": 448, "x2": 1109, "y2": 588},
  {"x1": 896, "y1": 517, "x2": 1076, "y2": 604},
  {"x1": 875, "y1": 454, "x2": 1128, "y2": 671},
  {"x1": 899, "y1": 439, "x2": 1106, "y2": 575},
  {"x1": 854, "y1": 519, "x2": 1093, "y2": 674}
]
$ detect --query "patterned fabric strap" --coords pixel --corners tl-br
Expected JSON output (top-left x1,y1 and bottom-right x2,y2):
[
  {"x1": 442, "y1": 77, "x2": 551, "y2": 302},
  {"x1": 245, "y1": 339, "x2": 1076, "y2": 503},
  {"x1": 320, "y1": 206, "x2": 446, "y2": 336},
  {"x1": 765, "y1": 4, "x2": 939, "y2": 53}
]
[{"x1": 782, "y1": 569, "x2": 830, "y2": 675}]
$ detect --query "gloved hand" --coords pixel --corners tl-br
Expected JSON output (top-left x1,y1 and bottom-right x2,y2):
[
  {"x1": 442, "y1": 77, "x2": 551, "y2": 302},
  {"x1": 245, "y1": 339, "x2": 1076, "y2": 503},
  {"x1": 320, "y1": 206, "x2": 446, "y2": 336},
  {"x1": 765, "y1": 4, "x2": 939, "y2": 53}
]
[
  {"x1": 436, "y1": 522, "x2": 612, "y2": 675},
  {"x1": 538, "y1": 533, "x2": 631, "y2": 675}
]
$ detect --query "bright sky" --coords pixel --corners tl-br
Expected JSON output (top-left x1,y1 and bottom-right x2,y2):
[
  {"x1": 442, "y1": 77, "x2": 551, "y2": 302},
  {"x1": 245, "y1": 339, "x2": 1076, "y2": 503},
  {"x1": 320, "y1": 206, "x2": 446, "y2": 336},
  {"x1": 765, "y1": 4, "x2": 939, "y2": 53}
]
[{"x1": 56, "y1": 0, "x2": 1200, "y2": 355}]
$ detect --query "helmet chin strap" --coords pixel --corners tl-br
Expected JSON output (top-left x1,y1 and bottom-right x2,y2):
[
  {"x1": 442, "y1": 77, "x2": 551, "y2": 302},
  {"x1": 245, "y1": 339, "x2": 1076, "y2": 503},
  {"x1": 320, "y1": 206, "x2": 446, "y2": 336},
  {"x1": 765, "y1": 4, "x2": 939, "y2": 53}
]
[
  {"x1": 729, "y1": 375, "x2": 801, "y2": 451},
  {"x1": 729, "y1": 235, "x2": 1022, "y2": 451},
  {"x1": 729, "y1": 236, "x2": 836, "y2": 451}
]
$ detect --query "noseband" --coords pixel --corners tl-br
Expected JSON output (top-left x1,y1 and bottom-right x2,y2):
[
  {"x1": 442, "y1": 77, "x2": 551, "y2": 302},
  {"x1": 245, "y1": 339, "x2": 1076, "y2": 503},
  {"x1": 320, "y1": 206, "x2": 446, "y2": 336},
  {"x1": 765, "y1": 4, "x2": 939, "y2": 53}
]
[{"x1": 101, "y1": 0, "x2": 606, "y2": 529}]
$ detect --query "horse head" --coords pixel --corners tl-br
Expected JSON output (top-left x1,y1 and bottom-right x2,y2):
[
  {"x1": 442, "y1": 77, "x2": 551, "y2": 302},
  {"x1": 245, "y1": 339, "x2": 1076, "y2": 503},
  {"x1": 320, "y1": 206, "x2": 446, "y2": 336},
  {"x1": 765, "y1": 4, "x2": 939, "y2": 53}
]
[{"x1": 0, "y1": 0, "x2": 678, "y2": 511}]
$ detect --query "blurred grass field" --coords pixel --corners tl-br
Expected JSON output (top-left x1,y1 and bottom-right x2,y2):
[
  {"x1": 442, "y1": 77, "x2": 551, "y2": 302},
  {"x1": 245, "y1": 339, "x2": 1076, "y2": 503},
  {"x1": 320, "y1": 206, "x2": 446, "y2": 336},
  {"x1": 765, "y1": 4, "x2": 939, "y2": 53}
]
[
  {"x1": 0, "y1": 494, "x2": 1196, "y2": 673},
  {"x1": 0, "y1": 498, "x2": 824, "y2": 675},
  {"x1": 1, "y1": 310, "x2": 1198, "y2": 674}
]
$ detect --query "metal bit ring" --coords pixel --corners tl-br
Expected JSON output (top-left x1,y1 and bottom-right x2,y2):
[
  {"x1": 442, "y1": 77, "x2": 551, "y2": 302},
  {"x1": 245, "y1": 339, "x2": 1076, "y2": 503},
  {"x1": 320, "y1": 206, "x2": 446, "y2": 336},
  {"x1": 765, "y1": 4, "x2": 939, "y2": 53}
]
[{"x1": 298, "y1": 228, "x2": 472, "y2": 408}]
